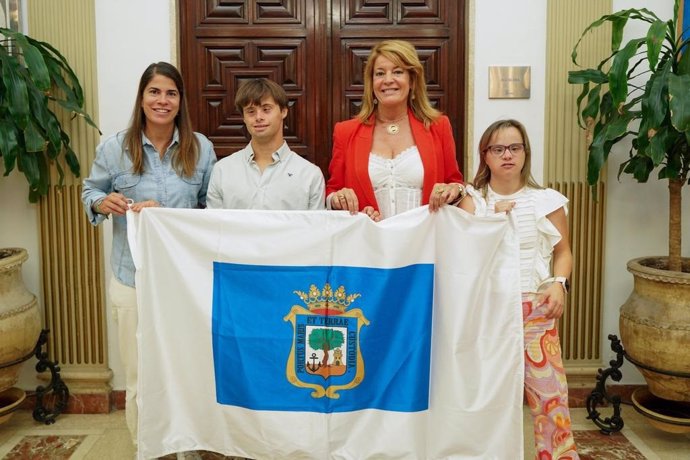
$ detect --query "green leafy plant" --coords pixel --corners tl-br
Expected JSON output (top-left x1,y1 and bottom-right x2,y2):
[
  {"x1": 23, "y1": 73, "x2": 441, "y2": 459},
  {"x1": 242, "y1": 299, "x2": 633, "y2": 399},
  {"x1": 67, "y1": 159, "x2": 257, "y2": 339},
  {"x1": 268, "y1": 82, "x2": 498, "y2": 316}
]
[
  {"x1": 568, "y1": 1, "x2": 690, "y2": 272},
  {"x1": 0, "y1": 27, "x2": 99, "y2": 202}
]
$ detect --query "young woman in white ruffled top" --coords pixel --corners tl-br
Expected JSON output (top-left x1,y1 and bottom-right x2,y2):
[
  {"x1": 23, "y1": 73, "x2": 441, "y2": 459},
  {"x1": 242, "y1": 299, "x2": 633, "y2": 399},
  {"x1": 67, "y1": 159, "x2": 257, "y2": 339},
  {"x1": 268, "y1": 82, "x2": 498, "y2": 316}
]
[{"x1": 458, "y1": 119, "x2": 579, "y2": 459}]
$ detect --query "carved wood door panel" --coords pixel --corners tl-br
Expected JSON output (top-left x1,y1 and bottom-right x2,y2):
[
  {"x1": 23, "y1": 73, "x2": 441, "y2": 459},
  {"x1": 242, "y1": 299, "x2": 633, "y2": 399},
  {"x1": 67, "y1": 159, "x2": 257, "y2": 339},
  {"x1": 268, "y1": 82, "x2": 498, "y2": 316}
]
[{"x1": 179, "y1": 0, "x2": 465, "y2": 174}]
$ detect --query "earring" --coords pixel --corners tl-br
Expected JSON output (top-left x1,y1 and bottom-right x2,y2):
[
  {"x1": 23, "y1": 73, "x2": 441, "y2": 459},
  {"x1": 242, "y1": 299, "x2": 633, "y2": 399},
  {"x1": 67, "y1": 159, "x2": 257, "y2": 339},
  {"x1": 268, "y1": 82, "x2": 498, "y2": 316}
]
[{"x1": 373, "y1": 98, "x2": 378, "y2": 105}]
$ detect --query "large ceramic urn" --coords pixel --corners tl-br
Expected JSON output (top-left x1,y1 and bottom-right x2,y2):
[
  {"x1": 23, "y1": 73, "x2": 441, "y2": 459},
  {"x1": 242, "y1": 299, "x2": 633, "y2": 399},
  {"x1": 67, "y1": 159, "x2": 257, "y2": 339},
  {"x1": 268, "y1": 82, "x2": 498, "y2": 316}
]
[
  {"x1": 620, "y1": 256, "x2": 690, "y2": 402},
  {"x1": 0, "y1": 248, "x2": 42, "y2": 393}
]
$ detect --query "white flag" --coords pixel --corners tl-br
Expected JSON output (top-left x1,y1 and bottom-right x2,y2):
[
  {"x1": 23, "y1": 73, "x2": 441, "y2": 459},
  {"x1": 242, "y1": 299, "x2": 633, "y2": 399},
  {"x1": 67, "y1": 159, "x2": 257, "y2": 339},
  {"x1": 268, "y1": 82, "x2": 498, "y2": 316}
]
[{"x1": 129, "y1": 206, "x2": 524, "y2": 459}]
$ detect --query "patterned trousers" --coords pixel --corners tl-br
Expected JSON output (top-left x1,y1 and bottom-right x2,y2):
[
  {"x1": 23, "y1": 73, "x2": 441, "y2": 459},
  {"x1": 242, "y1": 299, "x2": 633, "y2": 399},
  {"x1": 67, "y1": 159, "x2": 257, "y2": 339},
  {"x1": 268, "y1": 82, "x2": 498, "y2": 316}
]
[{"x1": 523, "y1": 293, "x2": 580, "y2": 460}]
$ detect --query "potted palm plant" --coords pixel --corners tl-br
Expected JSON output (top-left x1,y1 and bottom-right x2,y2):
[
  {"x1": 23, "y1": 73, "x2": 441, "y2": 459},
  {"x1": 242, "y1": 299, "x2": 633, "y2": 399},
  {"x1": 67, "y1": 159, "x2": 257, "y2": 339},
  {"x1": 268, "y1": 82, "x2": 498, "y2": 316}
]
[
  {"x1": 1, "y1": 27, "x2": 98, "y2": 414},
  {"x1": 568, "y1": 1, "x2": 690, "y2": 403},
  {"x1": 0, "y1": 26, "x2": 99, "y2": 202}
]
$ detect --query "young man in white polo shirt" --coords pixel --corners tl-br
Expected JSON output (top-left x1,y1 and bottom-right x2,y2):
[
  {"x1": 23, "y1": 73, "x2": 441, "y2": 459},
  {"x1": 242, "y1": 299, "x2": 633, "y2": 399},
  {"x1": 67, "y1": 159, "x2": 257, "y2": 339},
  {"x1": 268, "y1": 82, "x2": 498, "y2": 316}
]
[{"x1": 206, "y1": 78, "x2": 325, "y2": 210}]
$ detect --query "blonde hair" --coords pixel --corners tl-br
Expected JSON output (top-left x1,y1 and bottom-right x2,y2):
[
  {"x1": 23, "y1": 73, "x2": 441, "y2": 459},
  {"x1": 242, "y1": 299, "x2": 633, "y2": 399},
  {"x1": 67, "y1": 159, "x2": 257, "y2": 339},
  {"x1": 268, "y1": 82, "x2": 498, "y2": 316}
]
[
  {"x1": 473, "y1": 119, "x2": 542, "y2": 194},
  {"x1": 123, "y1": 62, "x2": 199, "y2": 177},
  {"x1": 357, "y1": 40, "x2": 440, "y2": 128}
]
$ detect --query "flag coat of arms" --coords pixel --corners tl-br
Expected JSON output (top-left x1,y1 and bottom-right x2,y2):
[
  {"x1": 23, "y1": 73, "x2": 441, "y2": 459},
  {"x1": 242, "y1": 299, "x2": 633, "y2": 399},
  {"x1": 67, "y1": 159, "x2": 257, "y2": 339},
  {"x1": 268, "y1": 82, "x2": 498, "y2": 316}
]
[{"x1": 129, "y1": 206, "x2": 524, "y2": 459}]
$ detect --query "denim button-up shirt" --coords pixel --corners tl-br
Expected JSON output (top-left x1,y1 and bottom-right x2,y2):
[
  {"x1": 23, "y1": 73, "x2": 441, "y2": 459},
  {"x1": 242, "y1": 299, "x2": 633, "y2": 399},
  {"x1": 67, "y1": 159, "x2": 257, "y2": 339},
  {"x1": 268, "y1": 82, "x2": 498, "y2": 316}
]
[{"x1": 82, "y1": 129, "x2": 216, "y2": 287}]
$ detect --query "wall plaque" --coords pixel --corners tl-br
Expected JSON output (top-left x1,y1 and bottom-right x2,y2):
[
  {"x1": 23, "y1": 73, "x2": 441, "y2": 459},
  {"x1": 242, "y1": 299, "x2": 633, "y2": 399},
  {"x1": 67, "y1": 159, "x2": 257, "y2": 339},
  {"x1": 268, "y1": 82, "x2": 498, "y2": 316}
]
[{"x1": 488, "y1": 66, "x2": 531, "y2": 99}]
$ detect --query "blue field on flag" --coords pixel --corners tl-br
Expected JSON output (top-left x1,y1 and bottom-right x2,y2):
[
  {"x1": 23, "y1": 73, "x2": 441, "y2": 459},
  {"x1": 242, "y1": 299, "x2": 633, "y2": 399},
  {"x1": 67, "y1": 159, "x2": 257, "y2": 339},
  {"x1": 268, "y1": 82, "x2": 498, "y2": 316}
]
[{"x1": 212, "y1": 262, "x2": 434, "y2": 413}]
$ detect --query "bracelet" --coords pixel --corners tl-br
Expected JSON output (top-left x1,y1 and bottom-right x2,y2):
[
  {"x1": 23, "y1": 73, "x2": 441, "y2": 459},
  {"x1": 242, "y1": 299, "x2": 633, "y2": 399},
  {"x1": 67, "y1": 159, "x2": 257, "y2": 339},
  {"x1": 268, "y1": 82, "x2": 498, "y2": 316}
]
[
  {"x1": 93, "y1": 198, "x2": 105, "y2": 214},
  {"x1": 538, "y1": 276, "x2": 569, "y2": 293}
]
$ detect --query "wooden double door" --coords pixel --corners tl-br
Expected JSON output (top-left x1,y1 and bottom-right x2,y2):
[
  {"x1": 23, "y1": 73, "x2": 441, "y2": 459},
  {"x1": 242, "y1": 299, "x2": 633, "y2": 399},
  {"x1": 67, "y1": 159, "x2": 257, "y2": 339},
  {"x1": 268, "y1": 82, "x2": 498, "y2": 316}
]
[{"x1": 179, "y1": 0, "x2": 466, "y2": 174}]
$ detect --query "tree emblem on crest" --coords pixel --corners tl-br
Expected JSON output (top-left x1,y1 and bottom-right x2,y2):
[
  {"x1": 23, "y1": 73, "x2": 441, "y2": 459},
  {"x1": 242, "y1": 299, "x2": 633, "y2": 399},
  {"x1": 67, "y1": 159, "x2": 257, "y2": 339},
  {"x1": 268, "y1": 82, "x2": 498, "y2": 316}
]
[{"x1": 284, "y1": 283, "x2": 370, "y2": 399}]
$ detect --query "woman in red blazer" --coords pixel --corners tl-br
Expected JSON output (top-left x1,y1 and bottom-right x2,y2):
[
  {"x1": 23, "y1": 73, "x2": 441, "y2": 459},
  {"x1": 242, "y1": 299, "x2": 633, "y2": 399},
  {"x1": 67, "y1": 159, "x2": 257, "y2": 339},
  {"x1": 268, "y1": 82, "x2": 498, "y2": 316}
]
[{"x1": 327, "y1": 39, "x2": 464, "y2": 221}]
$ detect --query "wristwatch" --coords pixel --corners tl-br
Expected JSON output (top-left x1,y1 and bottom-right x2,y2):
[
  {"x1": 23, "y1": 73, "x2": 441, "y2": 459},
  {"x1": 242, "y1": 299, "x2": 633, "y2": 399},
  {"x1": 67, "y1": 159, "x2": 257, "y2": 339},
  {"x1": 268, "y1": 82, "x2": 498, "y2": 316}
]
[
  {"x1": 450, "y1": 184, "x2": 467, "y2": 205},
  {"x1": 554, "y1": 276, "x2": 570, "y2": 293}
]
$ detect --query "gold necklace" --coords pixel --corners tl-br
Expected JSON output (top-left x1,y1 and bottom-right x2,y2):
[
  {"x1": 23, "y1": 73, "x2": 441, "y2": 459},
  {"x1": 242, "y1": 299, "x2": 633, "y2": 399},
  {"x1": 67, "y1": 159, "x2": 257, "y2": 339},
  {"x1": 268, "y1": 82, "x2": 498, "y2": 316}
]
[{"x1": 377, "y1": 113, "x2": 407, "y2": 135}]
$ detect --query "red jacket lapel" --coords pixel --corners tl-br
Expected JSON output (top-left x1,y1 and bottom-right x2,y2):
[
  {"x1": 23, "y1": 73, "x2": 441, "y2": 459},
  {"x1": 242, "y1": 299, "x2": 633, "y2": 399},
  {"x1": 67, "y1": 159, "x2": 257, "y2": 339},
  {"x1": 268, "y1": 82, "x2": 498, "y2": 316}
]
[
  {"x1": 409, "y1": 111, "x2": 437, "y2": 204},
  {"x1": 352, "y1": 118, "x2": 378, "y2": 209}
]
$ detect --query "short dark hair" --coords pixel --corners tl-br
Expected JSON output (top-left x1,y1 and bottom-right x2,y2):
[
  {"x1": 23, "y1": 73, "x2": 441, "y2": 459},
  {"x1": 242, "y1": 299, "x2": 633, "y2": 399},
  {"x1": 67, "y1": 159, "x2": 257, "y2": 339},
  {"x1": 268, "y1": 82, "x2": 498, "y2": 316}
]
[{"x1": 234, "y1": 78, "x2": 288, "y2": 113}]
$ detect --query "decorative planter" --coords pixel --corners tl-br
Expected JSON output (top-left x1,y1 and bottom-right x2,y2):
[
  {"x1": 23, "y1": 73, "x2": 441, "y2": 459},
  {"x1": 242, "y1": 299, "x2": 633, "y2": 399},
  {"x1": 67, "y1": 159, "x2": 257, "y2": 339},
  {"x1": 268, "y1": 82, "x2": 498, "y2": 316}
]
[
  {"x1": 620, "y1": 257, "x2": 690, "y2": 402},
  {"x1": 0, "y1": 387, "x2": 26, "y2": 425},
  {"x1": 631, "y1": 387, "x2": 690, "y2": 434},
  {"x1": 0, "y1": 248, "x2": 42, "y2": 393}
]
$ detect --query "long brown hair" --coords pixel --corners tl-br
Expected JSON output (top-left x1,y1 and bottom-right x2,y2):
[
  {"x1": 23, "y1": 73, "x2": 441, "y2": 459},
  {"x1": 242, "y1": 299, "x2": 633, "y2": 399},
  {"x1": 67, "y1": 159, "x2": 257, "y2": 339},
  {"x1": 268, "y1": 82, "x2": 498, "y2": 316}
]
[
  {"x1": 123, "y1": 62, "x2": 199, "y2": 177},
  {"x1": 357, "y1": 40, "x2": 440, "y2": 128},
  {"x1": 473, "y1": 119, "x2": 542, "y2": 194}
]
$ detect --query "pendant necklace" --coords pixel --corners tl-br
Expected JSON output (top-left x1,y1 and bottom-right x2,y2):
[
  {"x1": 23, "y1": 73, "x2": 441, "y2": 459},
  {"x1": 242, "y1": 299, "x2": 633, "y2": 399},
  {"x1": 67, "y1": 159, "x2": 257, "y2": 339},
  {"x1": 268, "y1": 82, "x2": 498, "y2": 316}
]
[{"x1": 378, "y1": 113, "x2": 407, "y2": 135}]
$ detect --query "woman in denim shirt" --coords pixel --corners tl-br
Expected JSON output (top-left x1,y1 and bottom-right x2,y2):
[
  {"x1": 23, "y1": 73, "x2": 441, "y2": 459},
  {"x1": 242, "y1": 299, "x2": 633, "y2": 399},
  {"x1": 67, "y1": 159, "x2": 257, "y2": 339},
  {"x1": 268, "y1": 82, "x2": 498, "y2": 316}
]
[{"x1": 81, "y1": 62, "x2": 215, "y2": 446}]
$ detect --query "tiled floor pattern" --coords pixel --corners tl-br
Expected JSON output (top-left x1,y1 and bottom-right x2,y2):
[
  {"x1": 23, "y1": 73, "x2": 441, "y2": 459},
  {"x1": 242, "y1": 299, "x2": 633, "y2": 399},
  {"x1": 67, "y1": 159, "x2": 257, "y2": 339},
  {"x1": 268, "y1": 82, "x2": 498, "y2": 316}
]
[
  {"x1": 573, "y1": 430, "x2": 647, "y2": 460},
  {"x1": 0, "y1": 407, "x2": 689, "y2": 459},
  {"x1": 3, "y1": 435, "x2": 86, "y2": 460}
]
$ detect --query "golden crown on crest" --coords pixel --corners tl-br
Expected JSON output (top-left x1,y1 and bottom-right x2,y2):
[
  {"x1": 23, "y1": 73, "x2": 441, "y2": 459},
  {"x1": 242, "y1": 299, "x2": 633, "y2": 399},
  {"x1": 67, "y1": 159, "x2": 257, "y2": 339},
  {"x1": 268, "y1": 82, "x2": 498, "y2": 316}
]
[{"x1": 294, "y1": 283, "x2": 360, "y2": 312}]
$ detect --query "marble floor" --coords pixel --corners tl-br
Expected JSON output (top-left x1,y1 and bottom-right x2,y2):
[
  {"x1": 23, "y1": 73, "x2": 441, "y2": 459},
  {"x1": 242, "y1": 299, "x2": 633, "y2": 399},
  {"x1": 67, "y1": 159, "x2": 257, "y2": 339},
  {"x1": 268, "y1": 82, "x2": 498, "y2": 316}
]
[{"x1": 0, "y1": 406, "x2": 689, "y2": 459}]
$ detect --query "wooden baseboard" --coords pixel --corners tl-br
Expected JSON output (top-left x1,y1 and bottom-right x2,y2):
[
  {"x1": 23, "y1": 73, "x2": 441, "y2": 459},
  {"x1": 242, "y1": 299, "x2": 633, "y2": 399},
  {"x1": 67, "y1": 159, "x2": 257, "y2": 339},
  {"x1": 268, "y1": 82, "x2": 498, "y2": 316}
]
[
  {"x1": 18, "y1": 390, "x2": 124, "y2": 414},
  {"x1": 568, "y1": 384, "x2": 643, "y2": 408}
]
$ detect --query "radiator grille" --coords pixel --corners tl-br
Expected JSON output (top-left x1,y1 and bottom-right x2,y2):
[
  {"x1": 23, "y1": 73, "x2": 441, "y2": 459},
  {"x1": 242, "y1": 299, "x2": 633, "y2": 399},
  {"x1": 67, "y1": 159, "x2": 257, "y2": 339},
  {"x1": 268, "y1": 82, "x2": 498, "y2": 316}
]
[
  {"x1": 39, "y1": 186, "x2": 106, "y2": 366},
  {"x1": 545, "y1": 0, "x2": 611, "y2": 368},
  {"x1": 548, "y1": 182, "x2": 606, "y2": 362}
]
